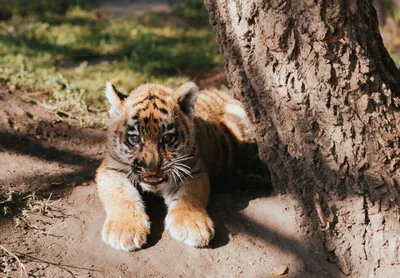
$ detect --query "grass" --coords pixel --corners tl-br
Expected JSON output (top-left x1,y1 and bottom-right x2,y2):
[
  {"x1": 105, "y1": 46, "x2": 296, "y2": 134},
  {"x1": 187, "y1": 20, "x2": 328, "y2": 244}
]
[
  {"x1": 2, "y1": 0, "x2": 399, "y2": 128},
  {"x1": 0, "y1": 0, "x2": 223, "y2": 127},
  {"x1": 0, "y1": 244, "x2": 28, "y2": 278},
  {"x1": 0, "y1": 190, "x2": 58, "y2": 277},
  {"x1": 0, "y1": 191, "x2": 54, "y2": 228}
]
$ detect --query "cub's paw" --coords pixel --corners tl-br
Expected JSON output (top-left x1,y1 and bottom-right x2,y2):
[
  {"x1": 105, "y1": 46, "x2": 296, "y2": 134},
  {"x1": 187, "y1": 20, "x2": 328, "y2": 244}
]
[
  {"x1": 102, "y1": 214, "x2": 150, "y2": 251},
  {"x1": 165, "y1": 208, "x2": 214, "y2": 247}
]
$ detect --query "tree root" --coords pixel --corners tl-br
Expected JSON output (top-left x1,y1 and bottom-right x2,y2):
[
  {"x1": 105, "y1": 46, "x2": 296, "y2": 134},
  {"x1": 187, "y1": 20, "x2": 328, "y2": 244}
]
[{"x1": 313, "y1": 193, "x2": 331, "y2": 231}]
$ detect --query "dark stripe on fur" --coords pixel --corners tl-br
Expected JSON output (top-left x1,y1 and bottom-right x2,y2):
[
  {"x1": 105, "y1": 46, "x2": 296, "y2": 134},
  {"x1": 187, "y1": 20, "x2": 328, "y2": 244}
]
[{"x1": 159, "y1": 108, "x2": 169, "y2": 115}]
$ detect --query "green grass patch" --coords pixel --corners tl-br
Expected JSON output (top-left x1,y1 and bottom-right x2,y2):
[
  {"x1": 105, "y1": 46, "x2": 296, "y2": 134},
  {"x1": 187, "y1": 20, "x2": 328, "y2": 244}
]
[{"x1": 0, "y1": 0, "x2": 223, "y2": 126}]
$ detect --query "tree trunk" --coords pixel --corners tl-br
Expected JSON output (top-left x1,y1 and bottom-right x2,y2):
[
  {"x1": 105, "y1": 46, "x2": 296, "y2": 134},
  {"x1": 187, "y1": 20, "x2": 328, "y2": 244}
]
[{"x1": 204, "y1": 0, "x2": 400, "y2": 276}]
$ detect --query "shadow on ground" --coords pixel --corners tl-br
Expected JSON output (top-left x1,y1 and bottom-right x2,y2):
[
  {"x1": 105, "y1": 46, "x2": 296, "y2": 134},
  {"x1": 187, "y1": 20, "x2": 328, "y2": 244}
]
[{"x1": 0, "y1": 87, "x2": 342, "y2": 277}]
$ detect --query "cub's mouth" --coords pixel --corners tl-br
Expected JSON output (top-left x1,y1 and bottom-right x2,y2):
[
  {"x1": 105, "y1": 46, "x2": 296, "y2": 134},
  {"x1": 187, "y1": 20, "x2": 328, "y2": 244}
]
[{"x1": 141, "y1": 174, "x2": 165, "y2": 186}]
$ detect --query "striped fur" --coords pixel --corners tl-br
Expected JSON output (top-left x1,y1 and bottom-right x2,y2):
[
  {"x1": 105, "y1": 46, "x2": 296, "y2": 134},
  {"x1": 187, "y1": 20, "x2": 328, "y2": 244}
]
[{"x1": 96, "y1": 82, "x2": 256, "y2": 251}]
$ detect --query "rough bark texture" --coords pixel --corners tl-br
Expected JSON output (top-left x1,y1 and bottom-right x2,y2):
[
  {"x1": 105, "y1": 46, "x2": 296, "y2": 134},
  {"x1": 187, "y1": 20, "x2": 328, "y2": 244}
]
[{"x1": 204, "y1": 0, "x2": 400, "y2": 276}]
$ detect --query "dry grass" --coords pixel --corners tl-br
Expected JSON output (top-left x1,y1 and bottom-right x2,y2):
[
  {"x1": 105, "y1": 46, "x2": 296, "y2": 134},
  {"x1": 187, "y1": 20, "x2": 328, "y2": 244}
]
[
  {"x1": 0, "y1": 191, "x2": 54, "y2": 228},
  {"x1": 0, "y1": 191, "x2": 55, "y2": 276},
  {"x1": 0, "y1": 245, "x2": 28, "y2": 278}
]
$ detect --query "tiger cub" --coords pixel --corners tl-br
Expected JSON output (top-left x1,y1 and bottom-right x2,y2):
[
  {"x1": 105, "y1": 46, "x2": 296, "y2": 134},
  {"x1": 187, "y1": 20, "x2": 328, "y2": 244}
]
[{"x1": 96, "y1": 81, "x2": 255, "y2": 251}]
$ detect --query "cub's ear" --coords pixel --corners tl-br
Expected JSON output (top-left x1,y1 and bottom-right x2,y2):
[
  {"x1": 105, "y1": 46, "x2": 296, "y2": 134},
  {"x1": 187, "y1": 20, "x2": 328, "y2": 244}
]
[
  {"x1": 104, "y1": 82, "x2": 126, "y2": 117},
  {"x1": 174, "y1": 82, "x2": 199, "y2": 116}
]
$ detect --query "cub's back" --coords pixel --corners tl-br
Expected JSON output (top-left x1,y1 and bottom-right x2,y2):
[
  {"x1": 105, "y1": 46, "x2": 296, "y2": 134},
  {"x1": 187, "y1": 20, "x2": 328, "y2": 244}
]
[{"x1": 194, "y1": 89, "x2": 257, "y2": 177}]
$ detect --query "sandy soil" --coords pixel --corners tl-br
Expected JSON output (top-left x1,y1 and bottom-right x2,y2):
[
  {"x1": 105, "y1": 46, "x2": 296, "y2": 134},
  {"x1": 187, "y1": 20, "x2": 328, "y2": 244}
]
[{"x1": 0, "y1": 87, "x2": 345, "y2": 278}]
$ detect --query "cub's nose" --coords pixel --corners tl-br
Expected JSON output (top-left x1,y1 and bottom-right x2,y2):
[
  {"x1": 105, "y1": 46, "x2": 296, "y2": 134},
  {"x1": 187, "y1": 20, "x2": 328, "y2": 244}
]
[
  {"x1": 145, "y1": 160, "x2": 162, "y2": 173},
  {"x1": 134, "y1": 158, "x2": 162, "y2": 173}
]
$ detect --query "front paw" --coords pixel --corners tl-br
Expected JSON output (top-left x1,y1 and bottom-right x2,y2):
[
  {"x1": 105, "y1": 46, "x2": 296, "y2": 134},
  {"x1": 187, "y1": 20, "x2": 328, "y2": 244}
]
[
  {"x1": 165, "y1": 208, "x2": 214, "y2": 247},
  {"x1": 102, "y1": 213, "x2": 150, "y2": 251}
]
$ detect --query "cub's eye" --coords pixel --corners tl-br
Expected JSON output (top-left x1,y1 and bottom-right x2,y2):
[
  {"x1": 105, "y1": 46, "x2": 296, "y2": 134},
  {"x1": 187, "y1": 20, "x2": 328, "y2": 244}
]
[
  {"x1": 163, "y1": 134, "x2": 174, "y2": 144},
  {"x1": 129, "y1": 135, "x2": 141, "y2": 145}
]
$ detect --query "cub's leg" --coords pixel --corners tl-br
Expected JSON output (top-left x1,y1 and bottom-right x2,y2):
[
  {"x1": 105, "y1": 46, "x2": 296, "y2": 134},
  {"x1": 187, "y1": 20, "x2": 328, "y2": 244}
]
[
  {"x1": 97, "y1": 168, "x2": 150, "y2": 251},
  {"x1": 164, "y1": 171, "x2": 214, "y2": 247}
]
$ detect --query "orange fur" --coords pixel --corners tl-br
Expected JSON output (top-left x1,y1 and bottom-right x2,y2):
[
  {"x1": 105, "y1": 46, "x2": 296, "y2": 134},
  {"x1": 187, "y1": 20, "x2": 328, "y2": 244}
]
[{"x1": 96, "y1": 82, "x2": 255, "y2": 251}]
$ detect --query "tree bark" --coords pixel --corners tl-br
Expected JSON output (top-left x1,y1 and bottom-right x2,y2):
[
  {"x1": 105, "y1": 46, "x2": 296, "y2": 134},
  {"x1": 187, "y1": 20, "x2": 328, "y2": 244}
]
[{"x1": 204, "y1": 0, "x2": 400, "y2": 276}]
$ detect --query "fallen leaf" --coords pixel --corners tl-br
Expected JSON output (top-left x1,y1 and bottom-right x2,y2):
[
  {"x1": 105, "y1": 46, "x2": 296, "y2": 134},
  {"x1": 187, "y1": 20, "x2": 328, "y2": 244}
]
[
  {"x1": 70, "y1": 182, "x2": 77, "y2": 187},
  {"x1": 271, "y1": 265, "x2": 288, "y2": 276}
]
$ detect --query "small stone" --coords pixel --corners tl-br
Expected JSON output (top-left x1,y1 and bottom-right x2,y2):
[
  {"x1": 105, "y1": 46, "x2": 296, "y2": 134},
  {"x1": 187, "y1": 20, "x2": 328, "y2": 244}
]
[{"x1": 8, "y1": 85, "x2": 16, "y2": 92}]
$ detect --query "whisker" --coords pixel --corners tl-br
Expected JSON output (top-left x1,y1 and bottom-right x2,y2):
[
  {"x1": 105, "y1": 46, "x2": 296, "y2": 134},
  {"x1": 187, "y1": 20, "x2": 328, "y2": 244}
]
[
  {"x1": 171, "y1": 167, "x2": 185, "y2": 184},
  {"x1": 162, "y1": 152, "x2": 195, "y2": 186},
  {"x1": 173, "y1": 166, "x2": 192, "y2": 177},
  {"x1": 168, "y1": 168, "x2": 178, "y2": 185},
  {"x1": 172, "y1": 165, "x2": 192, "y2": 183},
  {"x1": 173, "y1": 163, "x2": 192, "y2": 173},
  {"x1": 172, "y1": 156, "x2": 193, "y2": 163},
  {"x1": 173, "y1": 162, "x2": 191, "y2": 170},
  {"x1": 164, "y1": 157, "x2": 192, "y2": 167}
]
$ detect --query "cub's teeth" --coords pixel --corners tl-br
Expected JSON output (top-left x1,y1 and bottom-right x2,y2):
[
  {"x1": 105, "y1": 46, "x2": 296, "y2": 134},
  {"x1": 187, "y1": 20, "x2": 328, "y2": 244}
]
[{"x1": 143, "y1": 177, "x2": 163, "y2": 183}]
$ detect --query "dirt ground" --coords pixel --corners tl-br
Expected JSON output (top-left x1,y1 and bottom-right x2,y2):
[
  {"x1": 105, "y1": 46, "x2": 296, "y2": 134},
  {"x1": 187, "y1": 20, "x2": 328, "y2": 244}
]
[
  {"x1": 0, "y1": 1, "x2": 345, "y2": 277},
  {"x1": 0, "y1": 86, "x2": 346, "y2": 278}
]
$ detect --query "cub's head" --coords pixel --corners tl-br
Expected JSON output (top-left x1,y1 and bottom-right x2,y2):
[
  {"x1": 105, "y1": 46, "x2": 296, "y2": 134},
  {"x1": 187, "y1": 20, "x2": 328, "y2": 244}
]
[{"x1": 105, "y1": 82, "x2": 198, "y2": 191}]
